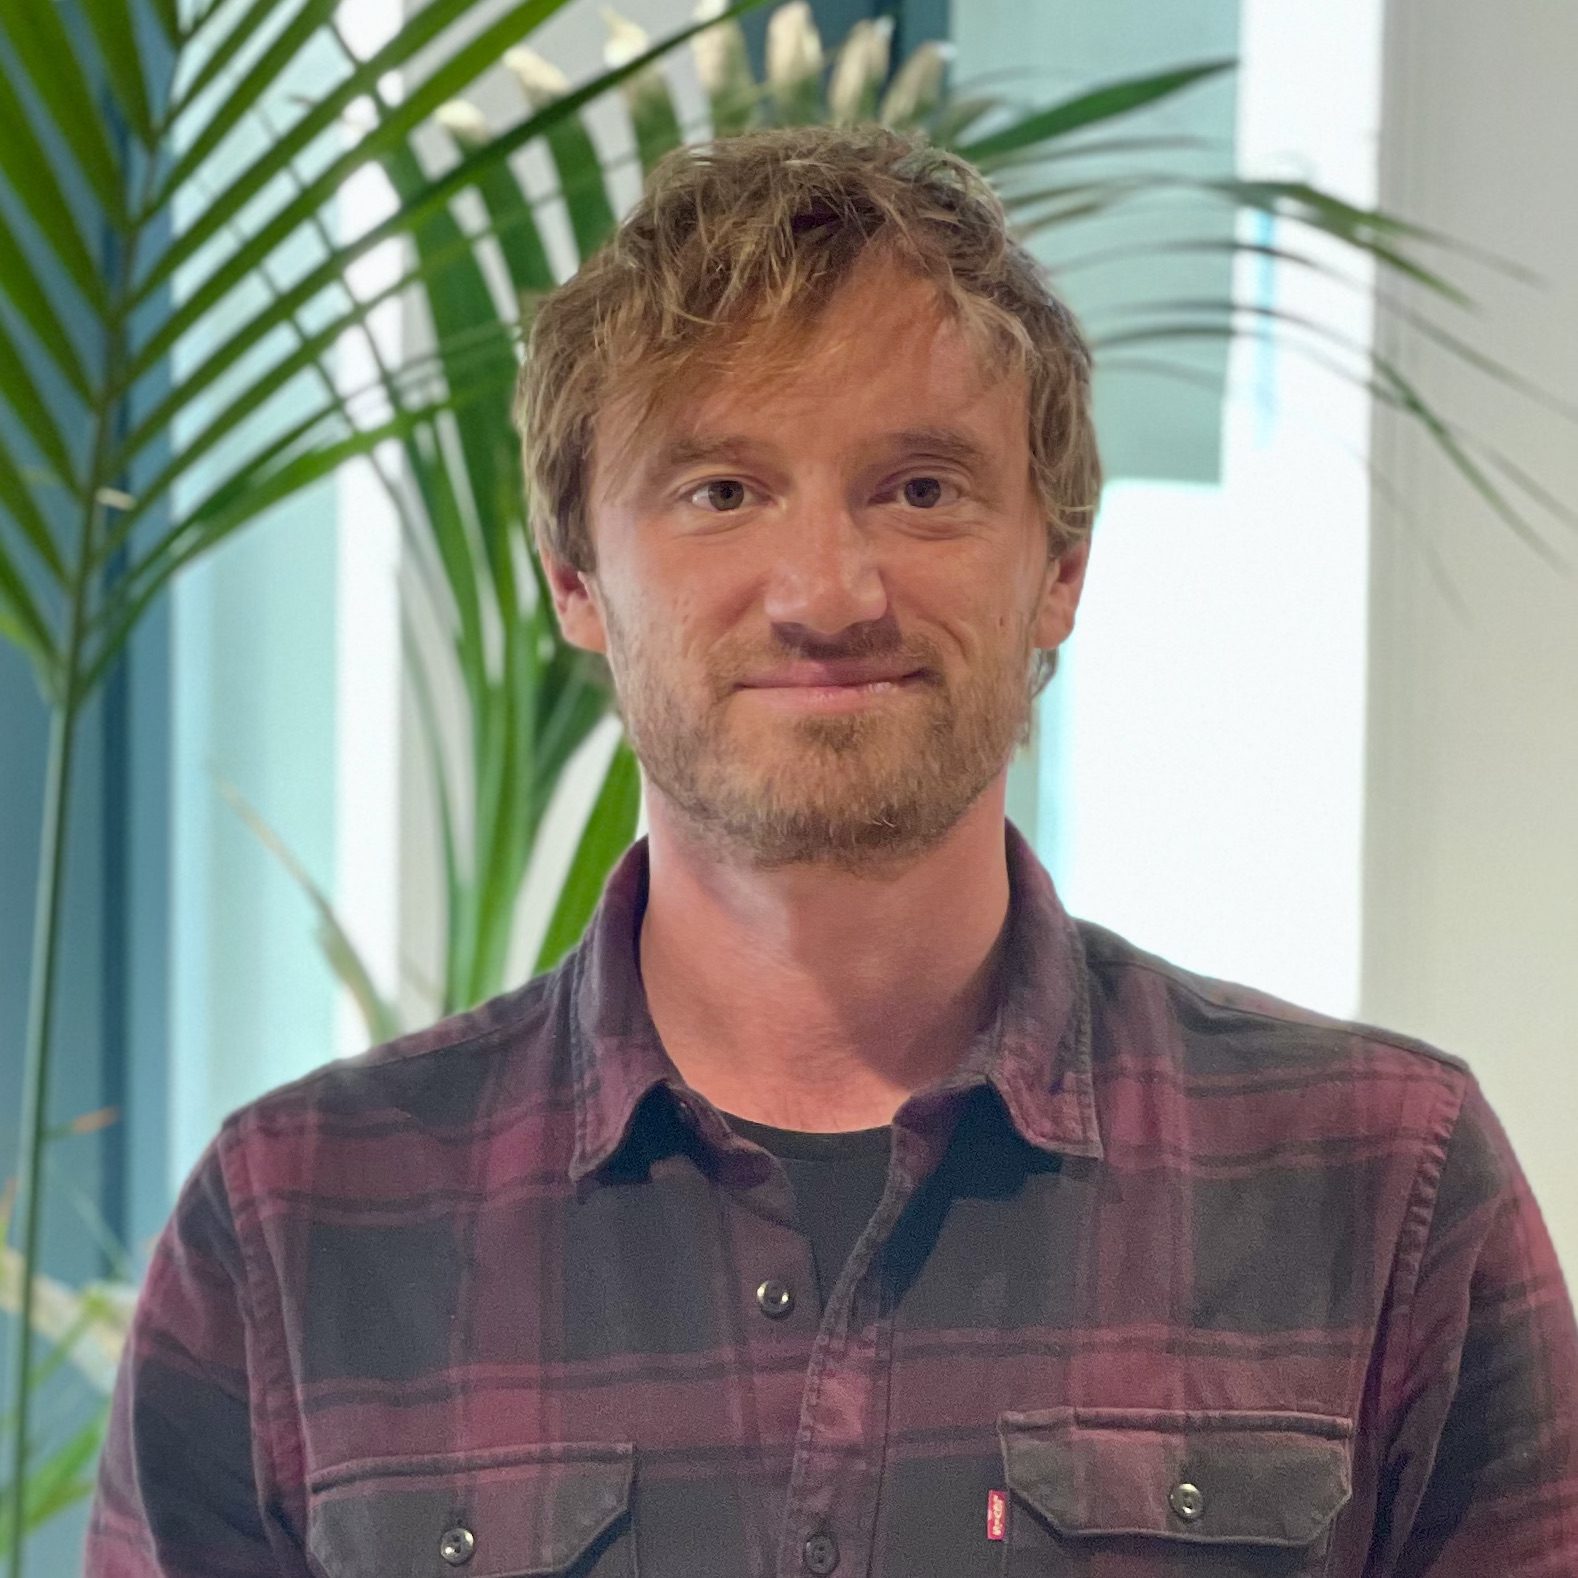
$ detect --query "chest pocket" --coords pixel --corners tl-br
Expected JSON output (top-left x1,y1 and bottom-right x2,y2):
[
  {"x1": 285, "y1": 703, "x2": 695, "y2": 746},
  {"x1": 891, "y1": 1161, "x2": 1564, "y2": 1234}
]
[
  {"x1": 997, "y1": 1408, "x2": 1350, "y2": 1577},
  {"x1": 306, "y1": 1442, "x2": 635, "y2": 1578}
]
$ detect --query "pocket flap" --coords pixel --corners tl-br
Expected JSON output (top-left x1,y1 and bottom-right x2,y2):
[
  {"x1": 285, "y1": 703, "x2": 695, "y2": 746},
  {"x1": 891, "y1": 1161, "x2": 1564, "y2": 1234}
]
[
  {"x1": 999, "y1": 1409, "x2": 1350, "y2": 1548},
  {"x1": 307, "y1": 1441, "x2": 634, "y2": 1578}
]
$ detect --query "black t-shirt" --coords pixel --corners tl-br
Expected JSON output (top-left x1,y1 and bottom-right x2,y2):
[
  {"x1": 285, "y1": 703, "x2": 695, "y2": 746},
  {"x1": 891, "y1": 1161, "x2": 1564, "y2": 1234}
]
[{"x1": 722, "y1": 1113, "x2": 891, "y2": 1307}]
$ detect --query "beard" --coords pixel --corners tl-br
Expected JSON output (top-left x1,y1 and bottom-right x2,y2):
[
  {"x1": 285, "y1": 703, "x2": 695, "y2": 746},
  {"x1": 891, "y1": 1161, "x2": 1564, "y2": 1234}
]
[{"x1": 600, "y1": 599, "x2": 1038, "y2": 873}]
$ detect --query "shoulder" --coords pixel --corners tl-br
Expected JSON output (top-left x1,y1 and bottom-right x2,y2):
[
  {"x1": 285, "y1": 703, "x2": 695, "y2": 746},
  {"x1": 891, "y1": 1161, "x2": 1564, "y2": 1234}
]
[
  {"x1": 1076, "y1": 915, "x2": 1470, "y2": 1085},
  {"x1": 210, "y1": 959, "x2": 577, "y2": 1184}
]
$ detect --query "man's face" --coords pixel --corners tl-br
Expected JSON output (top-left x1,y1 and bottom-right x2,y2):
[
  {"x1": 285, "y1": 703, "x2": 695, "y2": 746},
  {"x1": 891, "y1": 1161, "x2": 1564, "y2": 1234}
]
[{"x1": 545, "y1": 263, "x2": 1089, "y2": 870}]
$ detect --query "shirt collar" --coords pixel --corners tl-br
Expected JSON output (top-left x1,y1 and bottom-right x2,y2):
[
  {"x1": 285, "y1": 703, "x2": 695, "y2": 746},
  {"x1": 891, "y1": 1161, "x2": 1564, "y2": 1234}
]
[{"x1": 568, "y1": 820, "x2": 1101, "y2": 1181}]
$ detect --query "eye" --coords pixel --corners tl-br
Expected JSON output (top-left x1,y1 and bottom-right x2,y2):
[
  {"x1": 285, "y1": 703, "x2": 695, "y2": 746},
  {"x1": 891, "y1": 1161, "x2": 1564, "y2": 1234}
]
[
  {"x1": 688, "y1": 478, "x2": 750, "y2": 512},
  {"x1": 900, "y1": 476, "x2": 950, "y2": 509}
]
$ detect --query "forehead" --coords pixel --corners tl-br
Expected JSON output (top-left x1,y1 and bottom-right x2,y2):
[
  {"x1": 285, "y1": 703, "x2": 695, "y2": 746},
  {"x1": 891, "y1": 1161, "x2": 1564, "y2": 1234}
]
[{"x1": 593, "y1": 268, "x2": 1029, "y2": 492}]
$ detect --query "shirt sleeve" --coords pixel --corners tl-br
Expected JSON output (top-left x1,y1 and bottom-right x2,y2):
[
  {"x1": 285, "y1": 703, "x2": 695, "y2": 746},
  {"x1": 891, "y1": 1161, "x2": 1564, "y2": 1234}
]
[
  {"x1": 1378, "y1": 1076, "x2": 1578, "y2": 1575},
  {"x1": 84, "y1": 1136, "x2": 307, "y2": 1577}
]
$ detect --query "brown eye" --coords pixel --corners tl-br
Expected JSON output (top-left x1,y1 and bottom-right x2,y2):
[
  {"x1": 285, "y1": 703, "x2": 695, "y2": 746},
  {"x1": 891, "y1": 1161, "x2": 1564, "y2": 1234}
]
[
  {"x1": 902, "y1": 477, "x2": 944, "y2": 508},
  {"x1": 700, "y1": 479, "x2": 747, "y2": 511}
]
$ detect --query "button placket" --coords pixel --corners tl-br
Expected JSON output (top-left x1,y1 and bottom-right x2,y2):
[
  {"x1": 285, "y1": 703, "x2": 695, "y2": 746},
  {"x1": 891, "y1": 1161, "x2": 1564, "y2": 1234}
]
[{"x1": 756, "y1": 1124, "x2": 921, "y2": 1578}]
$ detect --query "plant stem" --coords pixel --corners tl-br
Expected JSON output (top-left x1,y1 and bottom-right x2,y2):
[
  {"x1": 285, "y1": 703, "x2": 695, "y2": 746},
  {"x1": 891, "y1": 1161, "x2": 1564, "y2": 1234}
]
[{"x1": 5, "y1": 699, "x2": 80, "y2": 1578}]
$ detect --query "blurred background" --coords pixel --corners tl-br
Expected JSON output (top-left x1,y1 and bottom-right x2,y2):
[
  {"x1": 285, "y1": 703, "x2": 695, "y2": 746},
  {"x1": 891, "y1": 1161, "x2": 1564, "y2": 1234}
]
[{"x1": 1, "y1": 0, "x2": 1575, "y2": 1566}]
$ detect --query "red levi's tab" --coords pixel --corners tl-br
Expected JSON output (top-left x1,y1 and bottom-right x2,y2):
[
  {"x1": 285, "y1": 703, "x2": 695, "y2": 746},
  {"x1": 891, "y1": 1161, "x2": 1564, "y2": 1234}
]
[{"x1": 986, "y1": 1489, "x2": 1007, "y2": 1541}]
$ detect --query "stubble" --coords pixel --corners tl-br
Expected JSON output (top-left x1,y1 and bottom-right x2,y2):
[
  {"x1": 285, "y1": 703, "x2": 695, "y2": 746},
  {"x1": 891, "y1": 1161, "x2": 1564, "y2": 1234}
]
[{"x1": 600, "y1": 599, "x2": 1038, "y2": 873}]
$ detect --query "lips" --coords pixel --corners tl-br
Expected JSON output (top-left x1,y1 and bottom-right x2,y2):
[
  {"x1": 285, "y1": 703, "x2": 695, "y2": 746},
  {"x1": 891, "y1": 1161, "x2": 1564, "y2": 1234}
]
[{"x1": 737, "y1": 663, "x2": 926, "y2": 689}]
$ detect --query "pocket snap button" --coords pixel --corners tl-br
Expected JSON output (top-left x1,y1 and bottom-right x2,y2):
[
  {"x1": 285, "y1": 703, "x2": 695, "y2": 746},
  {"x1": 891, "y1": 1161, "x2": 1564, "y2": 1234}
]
[
  {"x1": 756, "y1": 1279, "x2": 794, "y2": 1318},
  {"x1": 1169, "y1": 1481, "x2": 1205, "y2": 1523},
  {"x1": 439, "y1": 1524, "x2": 476, "y2": 1565}
]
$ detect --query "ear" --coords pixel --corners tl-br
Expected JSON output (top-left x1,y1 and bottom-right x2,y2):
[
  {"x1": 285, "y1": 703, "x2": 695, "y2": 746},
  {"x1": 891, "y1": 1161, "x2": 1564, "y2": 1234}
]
[
  {"x1": 537, "y1": 537, "x2": 610, "y2": 657},
  {"x1": 1030, "y1": 533, "x2": 1091, "y2": 653}
]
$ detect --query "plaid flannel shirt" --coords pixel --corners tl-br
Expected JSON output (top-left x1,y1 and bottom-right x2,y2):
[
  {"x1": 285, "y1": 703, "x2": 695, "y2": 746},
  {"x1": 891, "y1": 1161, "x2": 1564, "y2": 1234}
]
[{"x1": 86, "y1": 824, "x2": 1578, "y2": 1576}]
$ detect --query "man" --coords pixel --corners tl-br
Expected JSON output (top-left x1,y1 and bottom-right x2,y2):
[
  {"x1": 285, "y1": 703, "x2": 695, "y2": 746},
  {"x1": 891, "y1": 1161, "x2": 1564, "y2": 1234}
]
[{"x1": 88, "y1": 126, "x2": 1576, "y2": 1577}]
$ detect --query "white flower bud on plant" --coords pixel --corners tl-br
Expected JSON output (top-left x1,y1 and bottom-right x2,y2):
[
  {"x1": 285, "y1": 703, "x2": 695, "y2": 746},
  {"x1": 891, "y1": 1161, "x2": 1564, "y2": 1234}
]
[
  {"x1": 692, "y1": 0, "x2": 755, "y2": 126},
  {"x1": 435, "y1": 99, "x2": 490, "y2": 145},
  {"x1": 829, "y1": 17, "x2": 893, "y2": 124},
  {"x1": 881, "y1": 39, "x2": 954, "y2": 126},
  {"x1": 504, "y1": 46, "x2": 570, "y2": 104},
  {"x1": 602, "y1": 8, "x2": 650, "y2": 69},
  {"x1": 766, "y1": 1, "x2": 823, "y2": 91}
]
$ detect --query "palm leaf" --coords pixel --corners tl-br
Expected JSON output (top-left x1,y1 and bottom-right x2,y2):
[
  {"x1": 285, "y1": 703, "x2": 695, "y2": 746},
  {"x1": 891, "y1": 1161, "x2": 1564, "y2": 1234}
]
[
  {"x1": 1091, "y1": 300, "x2": 1570, "y2": 567},
  {"x1": 434, "y1": 109, "x2": 556, "y2": 297},
  {"x1": 110, "y1": 7, "x2": 755, "y2": 474},
  {"x1": 533, "y1": 737, "x2": 641, "y2": 975},
  {"x1": 79, "y1": 0, "x2": 157, "y2": 149},
  {"x1": 164, "y1": 0, "x2": 297, "y2": 119},
  {"x1": 2, "y1": 0, "x2": 125, "y2": 223},
  {"x1": 504, "y1": 47, "x2": 619, "y2": 257},
  {"x1": 956, "y1": 60, "x2": 1236, "y2": 164},
  {"x1": 0, "y1": 318, "x2": 78, "y2": 493},
  {"x1": 0, "y1": 223, "x2": 92, "y2": 400},
  {"x1": 402, "y1": 602, "x2": 465, "y2": 1020},
  {"x1": 0, "y1": 70, "x2": 106, "y2": 310},
  {"x1": 1057, "y1": 233, "x2": 1578, "y2": 426}
]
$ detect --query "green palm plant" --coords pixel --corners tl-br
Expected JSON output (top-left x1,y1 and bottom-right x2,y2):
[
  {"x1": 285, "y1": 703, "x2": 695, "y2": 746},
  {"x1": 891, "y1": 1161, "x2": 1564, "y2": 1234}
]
[{"x1": 2, "y1": 0, "x2": 1570, "y2": 1570}]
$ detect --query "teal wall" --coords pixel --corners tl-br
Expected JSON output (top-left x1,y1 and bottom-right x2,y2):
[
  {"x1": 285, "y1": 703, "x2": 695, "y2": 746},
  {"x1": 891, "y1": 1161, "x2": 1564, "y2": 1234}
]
[
  {"x1": 951, "y1": 0, "x2": 1241, "y2": 488},
  {"x1": 159, "y1": 19, "x2": 346, "y2": 1192},
  {"x1": 167, "y1": 495, "x2": 339, "y2": 1191}
]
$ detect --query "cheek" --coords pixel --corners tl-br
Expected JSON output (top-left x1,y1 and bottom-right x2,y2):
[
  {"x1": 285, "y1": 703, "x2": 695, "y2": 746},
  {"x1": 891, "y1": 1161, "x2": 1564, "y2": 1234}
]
[
  {"x1": 923, "y1": 576, "x2": 1030, "y2": 658},
  {"x1": 662, "y1": 592, "x2": 712, "y2": 663},
  {"x1": 616, "y1": 584, "x2": 716, "y2": 681}
]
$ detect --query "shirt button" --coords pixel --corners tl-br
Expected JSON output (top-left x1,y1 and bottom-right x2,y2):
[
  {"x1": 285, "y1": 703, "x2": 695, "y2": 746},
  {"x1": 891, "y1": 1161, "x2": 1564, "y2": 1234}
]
[
  {"x1": 803, "y1": 1530, "x2": 840, "y2": 1573},
  {"x1": 439, "y1": 1524, "x2": 476, "y2": 1565},
  {"x1": 756, "y1": 1279, "x2": 794, "y2": 1318},
  {"x1": 1169, "y1": 1481, "x2": 1205, "y2": 1523}
]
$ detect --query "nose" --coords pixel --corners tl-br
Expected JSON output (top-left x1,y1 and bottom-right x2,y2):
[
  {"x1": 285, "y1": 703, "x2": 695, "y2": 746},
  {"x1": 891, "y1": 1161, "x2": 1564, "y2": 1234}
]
[{"x1": 760, "y1": 495, "x2": 889, "y2": 638}]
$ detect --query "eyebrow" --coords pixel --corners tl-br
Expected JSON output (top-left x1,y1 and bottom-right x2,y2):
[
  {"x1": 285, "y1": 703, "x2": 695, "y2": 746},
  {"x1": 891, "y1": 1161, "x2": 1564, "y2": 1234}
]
[
  {"x1": 646, "y1": 426, "x2": 997, "y2": 479},
  {"x1": 881, "y1": 426, "x2": 997, "y2": 473},
  {"x1": 648, "y1": 435, "x2": 768, "y2": 476}
]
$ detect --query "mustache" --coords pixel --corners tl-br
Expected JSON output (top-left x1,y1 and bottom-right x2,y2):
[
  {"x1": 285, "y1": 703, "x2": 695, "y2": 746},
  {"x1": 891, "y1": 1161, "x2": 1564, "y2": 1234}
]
[{"x1": 723, "y1": 619, "x2": 931, "y2": 673}]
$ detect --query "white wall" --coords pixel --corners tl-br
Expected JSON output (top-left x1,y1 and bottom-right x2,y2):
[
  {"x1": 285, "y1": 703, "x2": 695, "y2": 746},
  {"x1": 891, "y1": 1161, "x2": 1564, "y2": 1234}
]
[
  {"x1": 1365, "y1": 0, "x2": 1578, "y2": 1276},
  {"x1": 1040, "y1": 0, "x2": 1381, "y2": 1021}
]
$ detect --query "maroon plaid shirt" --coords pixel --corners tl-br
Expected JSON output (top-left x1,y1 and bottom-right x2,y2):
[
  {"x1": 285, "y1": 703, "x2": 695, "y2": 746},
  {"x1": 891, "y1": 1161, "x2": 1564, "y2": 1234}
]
[{"x1": 87, "y1": 825, "x2": 1578, "y2": 1577}]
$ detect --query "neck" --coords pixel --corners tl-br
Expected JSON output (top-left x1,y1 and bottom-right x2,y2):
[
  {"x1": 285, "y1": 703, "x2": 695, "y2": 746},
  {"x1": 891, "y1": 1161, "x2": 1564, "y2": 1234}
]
[{"x1": 637, "y1": 782, "x2": 1014, "y2": 1132}]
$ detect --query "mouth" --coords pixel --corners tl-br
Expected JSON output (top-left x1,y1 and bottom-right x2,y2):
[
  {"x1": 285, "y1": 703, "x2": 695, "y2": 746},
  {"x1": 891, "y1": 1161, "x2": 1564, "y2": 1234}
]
[{"x1": 734, "y1": 670, "x2": 930, "y2": 713}]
